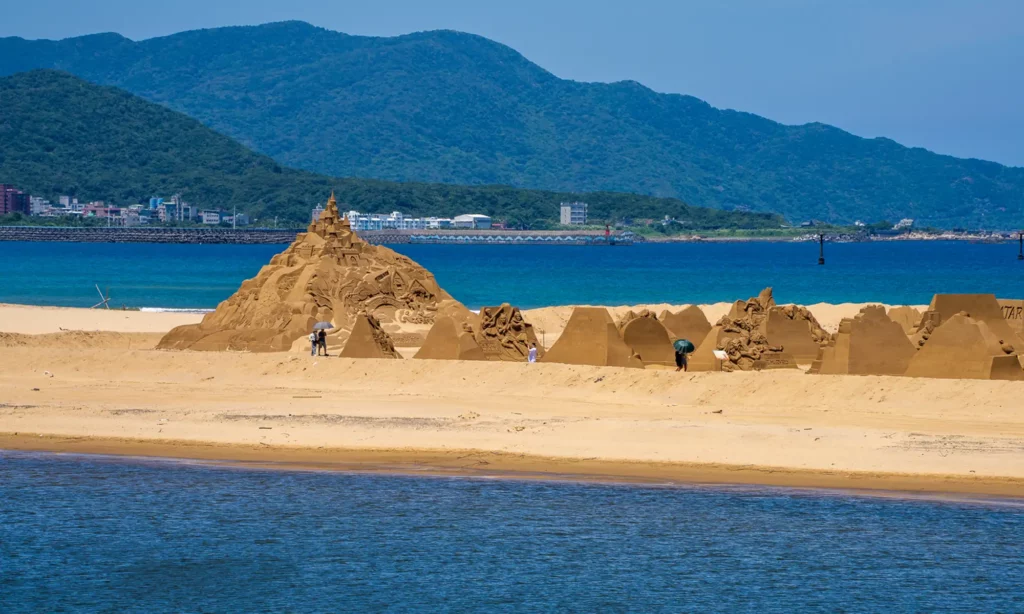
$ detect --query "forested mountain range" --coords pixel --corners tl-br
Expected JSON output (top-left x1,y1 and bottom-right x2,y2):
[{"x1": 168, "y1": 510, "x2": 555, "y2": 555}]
[
  {"x1": 0, "y1": 70, "x2": 782, "y2": 229},
  {"x1": 2, "y1": 21, "x2": 1022, "y2": 227}
]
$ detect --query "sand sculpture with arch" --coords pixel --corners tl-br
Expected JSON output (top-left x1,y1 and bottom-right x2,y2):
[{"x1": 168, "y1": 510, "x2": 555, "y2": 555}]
[
  {"x1": 659, "y1": 306, "x2": 712, "y2": 348},
  {"x1": 621, "y1": 317, "x2": 675, "y2": 367}
]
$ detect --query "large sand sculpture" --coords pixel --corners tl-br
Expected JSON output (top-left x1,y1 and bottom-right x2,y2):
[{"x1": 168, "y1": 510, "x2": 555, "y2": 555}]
[
  {"x1": 808, "y1": 305, "x2": 916, "y2": 376},
  {"x1": 621, "y1": 317, "x2": 676, "y2": 367},
  {"x1": 339, "y1": 313, "x2": 402, "y2": 359},
  {"x1": 886, "y1": 306, "x2": 922, "y2": 334},
  {"x1": 905, "y1": 313, "x2": 1024, "y2": 380},
  {"x1": 689, "y1": 288, "x2": 821, "y2": 372},
  {"x1": 414, "y1": 316, "x2": 486, "y2": 361},
  {"x1": 158, "y1": 194, "x2": 455, "y2": 352},
  {"x1": 541, "y1": 307, "x2": 643, "y2": 368},
  {"x1": 659, "y1": 306, "x2": 712, "y2": 348},
  {"x1": 475, "y1": 303, "x2": 544, "y2": 361}
]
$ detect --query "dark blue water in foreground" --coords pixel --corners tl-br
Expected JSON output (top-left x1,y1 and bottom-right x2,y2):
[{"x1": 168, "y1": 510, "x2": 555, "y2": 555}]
[
  {"x1": 1, "y1": 241, "x2": 1023, "y2": 309},
  {"x1": 1, "y1": 452, "x2": 1022, "y2": 612}
]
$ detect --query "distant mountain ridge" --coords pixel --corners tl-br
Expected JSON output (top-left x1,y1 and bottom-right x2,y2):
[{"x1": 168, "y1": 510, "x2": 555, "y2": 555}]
[
  {"x1": 2, "y1": 21, "x2": 1023, "y2": 227},
  {"x1": 0, "y1": 70, "x2": 781, "y2": 229}
]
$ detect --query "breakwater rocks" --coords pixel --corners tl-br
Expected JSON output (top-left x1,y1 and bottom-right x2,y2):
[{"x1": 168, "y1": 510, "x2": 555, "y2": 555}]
[{"x1": 0, "y1": 226, "x2": 301, "y2": 244}]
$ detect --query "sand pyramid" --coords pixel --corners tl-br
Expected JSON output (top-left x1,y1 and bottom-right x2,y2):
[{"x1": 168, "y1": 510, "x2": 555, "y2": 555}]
[
  {"x1": 414, "y1": 316, "x2": 486, "y2": 361},
  {"x1": 886, "y1": 306, "x2": 922, "y2": 334},
  {"x1": 659, "y1": 306, "x2": 712, "y2": 348},
  {"x1": 621, "y1": 317, "x2": 675, "y2": 367},
  {"x1": 340, "y1": 313, "x2": 402, "y2": 359},
  {"x1": 809, "y1": 305, "x2": 916, "y2": 376},
  {"x1": 905, "y1": 313, "x2": 1023, "y2": 380},
  {"x1": 541, "y1": 307, "x2": 643, "y2": 368},
  {"x1": 158, "y1": 194, "x2": 456, "y2": 352},
  {"x1": 915, "y1": 294, "x2": 1023, "y2": 345},
  {"x1": 474, "y1": 303, "x2": 544, "y2": 362}
]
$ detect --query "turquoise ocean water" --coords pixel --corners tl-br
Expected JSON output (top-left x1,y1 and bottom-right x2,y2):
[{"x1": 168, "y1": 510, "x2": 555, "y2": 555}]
[
  {"x1": 1, "y1": 452, "x2": 1022, "y2": 612},
  {"x1": 1, "y1": 240, "x2": 1023, "y2": 309}
]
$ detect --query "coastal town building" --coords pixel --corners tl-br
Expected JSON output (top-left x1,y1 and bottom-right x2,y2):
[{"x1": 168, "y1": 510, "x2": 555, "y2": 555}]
[
  {"x1": 1, "y1": 184, "x2": 30, "y2": 215},
  {"x1": 452, "y1": 214, "x2": 492, "y2": 229},
  {"x1": 893, "y1": 218, "x2": 915, "y2": 230},
  {"x1": 560, "y1": 201, "x2": 588, "y2": 225}
]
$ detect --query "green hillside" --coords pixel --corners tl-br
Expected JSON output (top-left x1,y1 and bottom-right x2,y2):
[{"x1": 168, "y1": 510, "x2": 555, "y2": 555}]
[
  {"x1": 0, "y1": 70, "x2": 781, "y2": 229},
  {"x1": 2, "y1": 22, "x2": 1022, "y2": 227}
]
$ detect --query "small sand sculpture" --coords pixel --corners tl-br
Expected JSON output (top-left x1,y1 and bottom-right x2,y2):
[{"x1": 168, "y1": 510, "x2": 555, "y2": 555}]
[
  {"x1": 541, "y1": 307, "x2": 643, "y2": 368},
  {"x1": 475, "y1": 303, "x2": 544, "y2": 362},
  {"x1": 886, "y1": 306, "x2": 922, "y2": 334},
  {"x1": 621, "y1": 317, "x2": 675, "y2": 366},
  {"x1": 414, "y1": 316, "x2": 486, "y2": 361},
  {"x1": 158, "y1": 193, "x2": 456, "y2": 352},
  {"x1": 659, "y1": 306, "x2": 712, "y2": 348},
  {"x1": 763, "y1": 305, "x2": 831, "y2": 363},
  {"x1": 905, "y1": 313, "x2": 1023, "y2": 380},
  {"x1": 808, "y1": 305, "x2": 916, "y2": 376},
  {"x1": 339, "y1": 313, "x2": 402, "y2": 359}
]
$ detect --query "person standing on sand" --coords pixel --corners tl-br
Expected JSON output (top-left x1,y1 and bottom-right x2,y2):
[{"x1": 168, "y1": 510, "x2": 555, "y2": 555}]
[
  {"x1": 309, "y1": 331, "x2": 318, "y2": 356},
  {"x1": 675, "y1": 347, "x2": 688, "y2": 372},
  {"x1": 528, "y1": 343, "x2": 538, "y2": 363},
  {"x1": 317, "y1": 329, "x2": 328, "y2": 356}
]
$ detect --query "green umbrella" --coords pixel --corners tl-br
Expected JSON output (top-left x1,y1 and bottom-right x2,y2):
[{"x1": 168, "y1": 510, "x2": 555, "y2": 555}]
[{"x1": 673, "y1": 339, "x2": 695, "y2": 354}]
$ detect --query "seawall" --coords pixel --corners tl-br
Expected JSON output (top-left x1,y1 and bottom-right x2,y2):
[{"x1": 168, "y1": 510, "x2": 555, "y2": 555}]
[{"x1": 0, "y1": 226, "x2": 635, "y2": 245}]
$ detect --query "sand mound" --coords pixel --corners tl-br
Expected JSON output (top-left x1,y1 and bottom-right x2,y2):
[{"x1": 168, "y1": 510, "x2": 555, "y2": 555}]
[
  {"x1": 886, "y1": 306, "x2": 922, "y2": 334},
  {"x1": 339, "y1": 314, "x2": 402, "y2": 359},
  {"x1": 659, "y1": 306, "x2": 712, "y2": 347},
  {"x1": 905, "y1": 313, "x2": 1023, "y2": 380},
  {"x1": 809, "y1": 305, "x2": 916, "y2": 376},
  {"x1": 764, "y1": 305, "x2": 831, "y2": 363},
  {"x1": 541, "y1": 307, "x2": 643, "y2": 368},
  {"x1": 475, "y1": 303, "x2": 544, "y2": 362},
  {"x1": 158, "y1": 194, "x2": 457, "y2": 352},
  {"x1": 621, "y1": 317, "x2": 675, "y2": 367},
  {"x1": 0, "y1": 330, "x2": 161, "y2": 350},
  {"x1": 414, "y1": 316, "x2": 485, "y2": 361}
]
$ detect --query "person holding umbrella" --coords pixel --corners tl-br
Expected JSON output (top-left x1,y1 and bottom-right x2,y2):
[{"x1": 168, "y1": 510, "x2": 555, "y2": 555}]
[
  {"x1": 313, "y1": 321, "x2": 334, "y2": 356},
  {"x1": 673, "y1": 339, "x2": 695, "y2": 372}
]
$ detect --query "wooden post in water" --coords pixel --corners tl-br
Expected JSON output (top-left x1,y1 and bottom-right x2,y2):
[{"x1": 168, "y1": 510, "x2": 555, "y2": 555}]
[{"x1": 817, "y1": 233, "x2": 825, "y2": 265}]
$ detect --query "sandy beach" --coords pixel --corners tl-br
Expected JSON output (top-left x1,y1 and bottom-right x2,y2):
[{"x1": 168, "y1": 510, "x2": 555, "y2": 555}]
[{"x1": 2, "y1": 302, "x2": 1022, "y2": 497}]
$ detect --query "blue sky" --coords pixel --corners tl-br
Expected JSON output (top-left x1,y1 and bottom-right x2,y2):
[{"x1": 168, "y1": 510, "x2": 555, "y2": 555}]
[{"x1": 2, "y1": 0, "x2": 1022, "y2": 166}]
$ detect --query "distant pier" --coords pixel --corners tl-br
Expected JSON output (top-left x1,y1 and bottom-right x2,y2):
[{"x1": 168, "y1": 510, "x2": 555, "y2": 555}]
[{"x1": 0, "y1": 226, "x2": 636, "y2": 246}]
